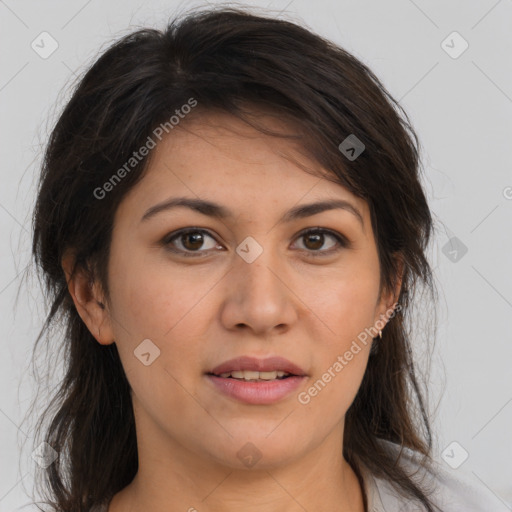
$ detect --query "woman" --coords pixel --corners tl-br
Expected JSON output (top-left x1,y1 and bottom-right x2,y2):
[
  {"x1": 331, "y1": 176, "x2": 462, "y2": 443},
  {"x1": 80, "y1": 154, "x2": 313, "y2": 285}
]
[{"x1": 29, "y1": 6, "x2": 496, "y2": 512}]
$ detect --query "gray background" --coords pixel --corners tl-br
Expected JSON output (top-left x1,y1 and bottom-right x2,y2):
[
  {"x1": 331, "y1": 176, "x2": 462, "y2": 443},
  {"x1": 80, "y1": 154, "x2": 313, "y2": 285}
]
[{"x1": 1, "y1": 0, "x2": 511, "y2": 510}]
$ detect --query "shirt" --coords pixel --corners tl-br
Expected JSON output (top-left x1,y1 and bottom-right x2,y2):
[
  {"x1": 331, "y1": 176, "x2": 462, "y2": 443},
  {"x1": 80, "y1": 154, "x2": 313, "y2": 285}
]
[
  {"x1": 90, "y1": 441, "x2": 507, "y2": 511},
  {"x1": 362, "y1": 439, "x2": 509, "y2": 511}
]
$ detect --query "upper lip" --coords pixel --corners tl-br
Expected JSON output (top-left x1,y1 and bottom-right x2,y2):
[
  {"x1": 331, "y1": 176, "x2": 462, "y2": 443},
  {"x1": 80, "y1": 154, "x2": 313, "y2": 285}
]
[{"x1": 208, "y1": 356, "x2": 307, "y2": 376}]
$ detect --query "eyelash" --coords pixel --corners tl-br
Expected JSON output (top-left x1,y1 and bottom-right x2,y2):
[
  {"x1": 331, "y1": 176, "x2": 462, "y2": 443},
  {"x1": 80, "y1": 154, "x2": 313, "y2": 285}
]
[{"x1": 161, "y1": 227, "x2": 350, "y2": 258}]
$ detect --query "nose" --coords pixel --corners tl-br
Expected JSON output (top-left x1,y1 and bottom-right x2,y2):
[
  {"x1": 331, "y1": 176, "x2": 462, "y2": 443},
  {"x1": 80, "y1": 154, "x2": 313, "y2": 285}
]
[{"x1": 219, "y1": 246, "x2": 299, "y2": 337}]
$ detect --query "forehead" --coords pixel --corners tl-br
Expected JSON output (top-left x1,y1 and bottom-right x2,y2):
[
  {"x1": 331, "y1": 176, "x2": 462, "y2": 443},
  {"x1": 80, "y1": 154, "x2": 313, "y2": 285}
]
[
  {"x1": 152, "y1": 109, "x2": 313, "y2": 173},
  {"x1": 117, "y1": 110, "x2": 370, "y2": 226},
  {"x1": 148, "y1": 111, "x2": 354, "y2": 189}
]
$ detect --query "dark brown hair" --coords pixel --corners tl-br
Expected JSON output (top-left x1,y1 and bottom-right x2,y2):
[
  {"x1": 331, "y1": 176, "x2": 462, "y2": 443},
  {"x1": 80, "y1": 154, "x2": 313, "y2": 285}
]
[{"x1": 27, "y1": 5, "x2": 440, "y2": 511}]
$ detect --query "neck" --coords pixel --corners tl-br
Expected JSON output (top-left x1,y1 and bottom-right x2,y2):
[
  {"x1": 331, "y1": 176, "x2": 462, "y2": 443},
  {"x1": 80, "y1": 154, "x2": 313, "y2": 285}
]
[{"x1": 109, "y1": 417, "x2": 365, "y2": 512}]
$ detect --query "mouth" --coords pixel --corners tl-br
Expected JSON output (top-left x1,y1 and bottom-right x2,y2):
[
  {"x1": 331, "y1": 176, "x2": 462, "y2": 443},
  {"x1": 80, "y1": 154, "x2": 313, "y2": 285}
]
[
  {"x1": 207, "y1": 355, "x2": 307, "y2": 379},
  {"x1": 209, "y1": 370, "x2": 294, "y2": 381},
  {"x1": 205, "y1": 356, "x2": 307, "y2": 404}
]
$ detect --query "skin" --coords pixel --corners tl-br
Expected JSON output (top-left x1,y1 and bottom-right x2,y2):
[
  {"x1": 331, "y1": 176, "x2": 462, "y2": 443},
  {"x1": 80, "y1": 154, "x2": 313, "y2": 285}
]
[{"x1": 63, "y1": 110, "x2": 401, "y2": 512}]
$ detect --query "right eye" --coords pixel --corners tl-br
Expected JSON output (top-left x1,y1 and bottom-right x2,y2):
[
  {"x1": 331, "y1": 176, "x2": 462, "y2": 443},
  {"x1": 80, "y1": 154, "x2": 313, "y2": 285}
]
[{"x1": 162, "y1": 228, "x2": 223, "y2": 257}]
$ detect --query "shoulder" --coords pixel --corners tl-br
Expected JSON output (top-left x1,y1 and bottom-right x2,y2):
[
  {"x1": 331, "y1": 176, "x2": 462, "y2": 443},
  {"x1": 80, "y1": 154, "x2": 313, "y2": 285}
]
[{"x1": 363, "y1": 439, "x2": 508, "y2": 512}]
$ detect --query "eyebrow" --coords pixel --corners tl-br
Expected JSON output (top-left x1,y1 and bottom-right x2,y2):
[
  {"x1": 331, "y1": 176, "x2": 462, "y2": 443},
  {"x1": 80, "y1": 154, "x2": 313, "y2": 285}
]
[{"x1": 140, "y1": 196, "x2": 364, "y2": 227}]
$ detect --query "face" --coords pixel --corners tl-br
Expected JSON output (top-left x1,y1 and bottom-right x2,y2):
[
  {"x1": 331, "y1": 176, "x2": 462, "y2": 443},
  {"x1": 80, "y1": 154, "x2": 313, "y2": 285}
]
[{"x1": 89, "y1": 111, "x2": 396, "y2": 471}]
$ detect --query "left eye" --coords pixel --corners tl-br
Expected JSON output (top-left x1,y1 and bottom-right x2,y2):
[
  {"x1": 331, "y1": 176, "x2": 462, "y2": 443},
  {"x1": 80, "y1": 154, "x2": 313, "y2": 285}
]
[
  {"x1": 293, "y1": 228, "x2": 349, "y2": 255},
  {"x1": 162, "y1": 228, "x2": 348, "y2": 257}
]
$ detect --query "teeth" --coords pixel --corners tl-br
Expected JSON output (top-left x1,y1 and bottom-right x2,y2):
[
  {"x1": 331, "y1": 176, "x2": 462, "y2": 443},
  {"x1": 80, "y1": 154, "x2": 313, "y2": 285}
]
[{"x1": 218, "y1": 370, "x2": 291, "y2": 380}]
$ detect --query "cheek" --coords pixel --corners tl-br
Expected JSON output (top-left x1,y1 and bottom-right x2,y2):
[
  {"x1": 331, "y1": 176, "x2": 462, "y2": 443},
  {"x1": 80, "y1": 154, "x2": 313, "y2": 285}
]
[
  {"x1": 107, "y1": 253, "x2": 219, "y2": 384},
  {"x1": 308, "y1": 264, "x2": 381, "y2": 345},
  {"x1": 301, "y1": 280, "x2": 376, "y2": 418},
  {"x1": 298, "y1": 259, "x2": 379, "y2": 407},
  {"x1": 109, "y1": 247, "x2": 213, "y2": 337},
  {"x1": 106, "y1": 260, "x2": 211, "y2": 424}
]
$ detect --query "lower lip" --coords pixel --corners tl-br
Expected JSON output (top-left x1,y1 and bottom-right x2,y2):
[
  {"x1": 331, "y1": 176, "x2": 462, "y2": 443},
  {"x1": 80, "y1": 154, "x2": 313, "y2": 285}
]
[{"x1": 206, "y1": 374, "x2": 306, "y2": 404}]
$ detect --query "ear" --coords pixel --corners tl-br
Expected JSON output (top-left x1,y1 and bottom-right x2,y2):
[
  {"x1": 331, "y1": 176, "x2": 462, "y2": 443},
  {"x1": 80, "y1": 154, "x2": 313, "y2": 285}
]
[
  {"x1": 61, "y1": 250, "x2": 115, "y2": 345},
  {"x1": 374, "y1": 253, "x2": 404, "y2": 327}
]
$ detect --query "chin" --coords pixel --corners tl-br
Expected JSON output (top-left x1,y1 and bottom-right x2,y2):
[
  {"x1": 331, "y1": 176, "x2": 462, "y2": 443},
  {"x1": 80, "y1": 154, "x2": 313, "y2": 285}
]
[{"x1": 202, "y1": 434, "x2": 305, "y2": 471}]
